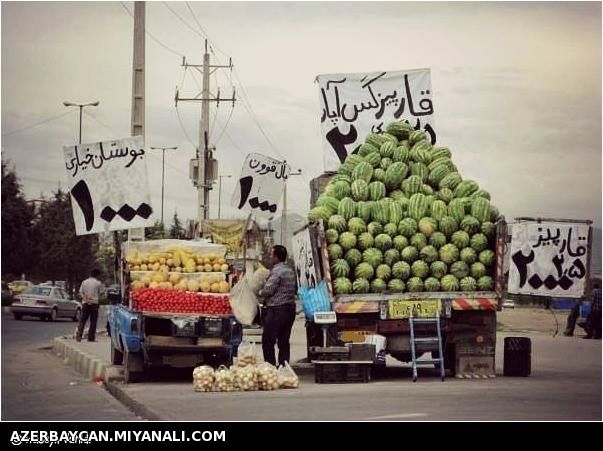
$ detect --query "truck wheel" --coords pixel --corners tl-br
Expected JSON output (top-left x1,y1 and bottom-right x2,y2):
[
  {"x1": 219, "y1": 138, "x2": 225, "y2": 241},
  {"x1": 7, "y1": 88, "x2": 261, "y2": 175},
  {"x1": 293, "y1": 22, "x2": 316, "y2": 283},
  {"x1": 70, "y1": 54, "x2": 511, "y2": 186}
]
[
  {"x1": 124, "y1": 351, "x2": 143, "y2": 384},
  {"x1": 111, "y1": 343, "x2": 124, "y2": 365},
  {"x1": 444, "y1": 344, "x2": 456, "y2": 376}
]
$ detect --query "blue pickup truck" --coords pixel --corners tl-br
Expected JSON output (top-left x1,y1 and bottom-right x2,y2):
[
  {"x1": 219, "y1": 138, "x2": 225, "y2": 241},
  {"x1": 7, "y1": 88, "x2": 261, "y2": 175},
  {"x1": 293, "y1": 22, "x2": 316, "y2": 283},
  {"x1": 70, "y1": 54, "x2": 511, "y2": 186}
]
[{"x1": 107, "y1": 298, "x2": 242, "y2": 383}]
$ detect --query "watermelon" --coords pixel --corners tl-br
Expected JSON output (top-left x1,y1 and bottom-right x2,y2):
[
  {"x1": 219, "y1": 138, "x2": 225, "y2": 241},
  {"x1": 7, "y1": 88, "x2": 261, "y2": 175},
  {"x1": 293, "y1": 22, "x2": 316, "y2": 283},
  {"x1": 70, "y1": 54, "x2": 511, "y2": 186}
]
[
  {"x1": 429, "y1": 232, "x2": 447, "y2": 249},
  {"x1": 371, "y1": 278, "x2": 387, "y2": 293},
  {"x1": 460, "y1": 247, "x2": 477, "y2": 264},
  {"x1": 454, "y1": 180, "x2": 479, "y2": 198},
  {"x1": 402, "y1": 175, "x2": 423, "y2": 196},
  {"x1": 337, "y1": 162, "x2": 354, "y2": 177},
  {"x1": 409, "y1": 129, "x2": 427, "y2": 145},
  {"x1": 380, "y1": 158, "x2": 393, "y2": 170},
  {"x1": 397, "y1": 197, "x2": 410, "y2": 213},
  {"x1": 356, "y1": 201, "x2": 372, "y2": 223},
  {"x1": 328, "y1": 244, "x2": 343, "y2": 260},
  {"x1": 481, "y1": 222, "x2": 496, "y2": 238},
  {"x1": 352, "y1": 161, "x2": 373, "y2": 184},
  {"x1": 393, "y1": 235, "x2": 409, "y2": 252},
  {"x1": 489, "y1": 205, "x2": 500, "y2": 222},
  {"x1": 441, "y1": 275, "x2": 459, "y2": 291},
  {"x1": 460, "y1": 276, "x2": 477, "y2": 292},
  {"x1": 367, "y1": 221, "x2": 383, "y2": 236},
  {"x1": 358, "y1": 143, "x2": 379, "y2": 157},
  {"x1": 407, "y1": 277, "x2": 425, "y2": 292},
  {"x1": 439, "y1": 216, "x2": 459, "y2": 238},
  {"x1": 451, "y1": 231, "x2": 470, "y2": 249},
  {"x1": 424, "y1": 277, "x2": 441, "y2": 292},
  {"x1": 328, "y1": 214, "x2": 347, "y2": 233},
  {"x1": 418, "y1": 217, "x2": 438, "y2": 237},
  {"x1": 380, "y1": 141, "x2": 396, "y2": 158},
  {"x1": 365, "y1": 133, "x2": 386, "y2": 148},
  {"x1": 388, "y1": 202, "x2": 404, "y2": 225},
  {"x1": 410, "y1": 162, "x2": 429, "y2": 182},
  {"x1": 439, "y1": 172, "x2": 462, "y2": 191},
  {"x1": 470, "y1": 189, "x2": 491, "y2": 201},
  {"x1": 421, "y1": 184, "x2": 434, "y2": 196},
  {"x1": 363, "y1": 248, "x2": 383, "y2": 268},
  {"x1": 392, "y1": 261, "x2": 411, "y2": 280},
  {"x1": 331, "y1": 259, "x2": 351, "y2": 278},
  {"x1": 411, "y1": 260, "x2": 430, "y2": 278},
  {"x1": 471, "y1": 262, "x2": 487, "y2": 279},
  {"x1": 436, "y1": 188, "x2": 454, "y2": 204},
  {"x1": 345, "y1": 154, "x2": 365, "y2": 167},
  {"x1": 348, "y1": 217, "x2": 367, "y2": 235},
  {"x1": 428, "y1": 163, "x2": 453, "y2": 187},
  {"x1": 460, "y1": 216, "x2": 481, "y2": 235},
  {"x1": 345, "y1": 249, "x2": 363, "y2": 268},
  {"x1": 351, "y1": 180, "x2": 370, "y2": 201},
  {"x1": 428, "y1": 157, "x2": 456, "y2": 173},
  {"x1": 448, "y1": 198, "x2": 466, "y2": 223},
  {"x1": 439, "y1": 243, "x2": 460, "y2": 264},
  {"x1": 477, "y1": 276, "x2": 494, "y2": 291},
  {"x1": 393, "y1": 145, "x2": 410, "y2": 163},
  {"x1": 308, "y1": 206, "x2": 331, "y2": 222},
  {"x1": 358, "y1": 232, "x2": 374, "y2": 250},
  {"x1": 410, "y1": 233, "x2": 428, "y2": 250},
  {"x1": 401, "y1": 246, "x2": 419, "y2": 263},
  {"x1": 369, "y1": 181, "x2": 387, "y2": 201},
  {"x1": 328, "y1": 180, "x2": 351, "y2": 200},
  {"x1": 410, "y1": 141, "x2": 432, "y2": 164},
  {"x1": 408, "y1": 193, "x2": 428, "y2": 221},
  {"x1": 388, "y1": 279, "x2": 406, "y2": 293},
  {"x1": 355, "y1": 262, "x2": 374, "y2": 280},
  {"x1": 381, "y1": 133, "x2": 398, "y2": 144},
  {"x1": 420, "y1": 245, "x2": 439, "y2": 263},
  {"x1": 325, "y1": 229, "x2": 339, "y2": 244},
  {"x1": 331, "y1": 174, "x2": 352, "y2": 184},
  {"x1": 376, "y1": 264, "x2": 392, "y2": 281},
  {"x1": 334, "y1": 277, "x2": 353, "y2": 294},
  {"x1": 430, "y1": 261, "x2": 448, "y2": 279},
  {"x1": 384, "y1": 249, "x2": 401, "y2": 266},
  {"x1": 365, "y1": 152, "x2": 382, "y2": 168},
  {"x1": 430, "y1": 147, "x2": 452, "y2": 161},
  {"x1": 338, "y1": 232, "x2": 357, "y2": 250},
  {"x1": 398, "y1": 218, "x2": 418, "y2": 237},
  {"x1": 338, "y1": 197, "x2": 357, "y2": 221},
  {"x1": 353, "y1": 278, "x2": 370, "y2": 293},
  {"x1": 371, "y1": 200, "x2": 389, "y2": 224},
  {"x1": 470, "y1": 233, "x2": 488, "y2": 252},
  {"x1": 375, "y1": 234, "x2": 393, "y2": 251},
  {"x1": 451, "y1": 261, "x2": 469, "y2": 279},
  {"x1": 431, "y1": 200, "x2": 448, "y2": 222},
  {"x1": 373, "y1": 168, "x2": 386, "y2": 183},
  {"x1": 479, "y1": 250, "x2": 496, "y2": 267},
  {"x1": 386, "y1": 120, "x2": 414, "y2": 138},
  {"x1": 390, "y1": 190, "x2": 407, "y2": 201},
  {"x1": 458, "y1": 197, "x2": 473, "y2": 213},
  {"x1": 385, "y1": 162, "x2": 408, "y2": 190}
]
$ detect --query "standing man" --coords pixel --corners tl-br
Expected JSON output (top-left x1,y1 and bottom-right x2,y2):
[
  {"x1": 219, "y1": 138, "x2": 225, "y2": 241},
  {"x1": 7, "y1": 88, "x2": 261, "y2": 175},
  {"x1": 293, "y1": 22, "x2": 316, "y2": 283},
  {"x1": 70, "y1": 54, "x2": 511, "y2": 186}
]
[
  {"x1": 258, "y1": 245, "x2": 298, "y2": 367},
  {"x1": 76, "y1": 269, "x2": 106, "y2": 342}
]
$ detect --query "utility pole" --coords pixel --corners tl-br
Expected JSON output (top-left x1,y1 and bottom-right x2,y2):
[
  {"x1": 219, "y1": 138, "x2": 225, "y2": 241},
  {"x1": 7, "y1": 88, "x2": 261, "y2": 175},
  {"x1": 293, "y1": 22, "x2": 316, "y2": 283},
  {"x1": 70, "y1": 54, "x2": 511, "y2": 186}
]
[
  {"x1": 150, "y1": 146, "x2": 178, "y2": 228},
  {"x1": 176, "y1": 40, "x2": 235, "y2": 232},
  {"x1": 281, "y1": 164, "x2": 303, "y2": 245},
  {"x1": 218, "y1": 174, "x2": 231, "y2": 219}
]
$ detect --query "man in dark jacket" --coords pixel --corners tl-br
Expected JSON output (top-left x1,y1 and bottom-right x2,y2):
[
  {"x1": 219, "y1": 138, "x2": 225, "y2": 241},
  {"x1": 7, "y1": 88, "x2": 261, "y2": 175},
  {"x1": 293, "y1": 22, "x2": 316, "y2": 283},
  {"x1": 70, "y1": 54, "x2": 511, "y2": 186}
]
[{"x1": 258, "y1": 245, "x2": 298, "y2": 366}]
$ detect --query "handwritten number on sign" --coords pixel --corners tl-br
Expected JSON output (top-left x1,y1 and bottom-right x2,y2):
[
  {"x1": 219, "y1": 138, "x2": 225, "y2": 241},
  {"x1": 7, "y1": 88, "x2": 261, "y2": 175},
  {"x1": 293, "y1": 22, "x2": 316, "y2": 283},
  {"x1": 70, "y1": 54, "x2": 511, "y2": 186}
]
[
  {"x1": 326, "y1": 125, "x2": 358, "y2": 164},
  {"x1": 512, "y1": 249, "x2": 535, "y2": 288},
  {"x1": 70, "y1": 180, "x2": 95, "y2": 232},
  {"x1": 237, "y1": 176, "x2": 253, "y2": 209}
]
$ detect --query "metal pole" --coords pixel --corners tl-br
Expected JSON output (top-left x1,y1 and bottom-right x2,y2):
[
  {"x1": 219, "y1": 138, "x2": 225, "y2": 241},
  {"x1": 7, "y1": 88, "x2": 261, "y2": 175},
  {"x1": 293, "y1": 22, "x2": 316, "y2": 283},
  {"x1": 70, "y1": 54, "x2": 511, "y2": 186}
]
[
  {"x1": 161, "y1": 149, "x2": 165, "y2": 227},
  {"x1": 218, "y1": 176, "x2": 222, "y2": 219},
  {"x1": 199, "y1": 39, "x2": 210, "y2": 223}
]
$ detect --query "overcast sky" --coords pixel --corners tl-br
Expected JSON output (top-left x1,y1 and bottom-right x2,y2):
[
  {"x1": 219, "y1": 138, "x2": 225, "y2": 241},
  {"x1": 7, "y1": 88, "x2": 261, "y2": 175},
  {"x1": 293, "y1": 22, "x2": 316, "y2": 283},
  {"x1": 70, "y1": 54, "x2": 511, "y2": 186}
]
[{"x1": 1, "y1": 1, "x2": 601, "y2": 229}]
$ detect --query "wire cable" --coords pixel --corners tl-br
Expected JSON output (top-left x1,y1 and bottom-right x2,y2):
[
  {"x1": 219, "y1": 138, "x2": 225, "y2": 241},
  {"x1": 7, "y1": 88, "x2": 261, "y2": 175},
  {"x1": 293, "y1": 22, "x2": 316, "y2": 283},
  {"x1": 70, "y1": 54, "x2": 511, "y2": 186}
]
[{"x1": 2, "y1": 111, "x2": 74, "y2": 137}]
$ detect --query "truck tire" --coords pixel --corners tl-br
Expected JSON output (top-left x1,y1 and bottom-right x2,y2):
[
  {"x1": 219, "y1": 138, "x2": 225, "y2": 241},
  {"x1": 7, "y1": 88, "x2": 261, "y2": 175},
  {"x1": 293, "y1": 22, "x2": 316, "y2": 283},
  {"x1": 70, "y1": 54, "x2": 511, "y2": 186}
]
[
  {"x1": 124, "y1": 350, "x2": 143, "y2": 384},
  {"x1": 443, "y1": 344, "x2": 456, "y2": 376},
  {"x1": 111, "y1": 343, "x2": 124, "y2": 365}
]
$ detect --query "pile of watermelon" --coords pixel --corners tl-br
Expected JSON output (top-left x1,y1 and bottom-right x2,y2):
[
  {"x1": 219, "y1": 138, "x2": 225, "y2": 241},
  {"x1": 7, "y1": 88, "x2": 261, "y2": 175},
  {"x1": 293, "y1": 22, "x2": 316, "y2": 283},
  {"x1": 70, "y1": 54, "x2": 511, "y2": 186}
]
[{"x1": 308, "y1": 121, "x2": 500, "y2": 295}]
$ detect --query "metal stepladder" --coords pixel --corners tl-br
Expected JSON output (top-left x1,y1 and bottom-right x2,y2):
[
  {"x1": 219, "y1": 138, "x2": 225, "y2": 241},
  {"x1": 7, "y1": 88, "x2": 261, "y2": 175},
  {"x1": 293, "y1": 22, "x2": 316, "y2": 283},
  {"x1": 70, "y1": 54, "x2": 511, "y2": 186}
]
[{"x1": 409, "y1": 311, "x2": 445, "y2": 382}]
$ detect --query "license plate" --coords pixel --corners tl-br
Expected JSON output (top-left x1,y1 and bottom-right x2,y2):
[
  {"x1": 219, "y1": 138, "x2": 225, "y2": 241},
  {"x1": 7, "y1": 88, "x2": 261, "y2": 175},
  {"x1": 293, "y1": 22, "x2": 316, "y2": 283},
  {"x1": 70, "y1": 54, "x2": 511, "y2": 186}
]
[{"x1": 388, "y1": 299, "x2": 442, "y2": 319}]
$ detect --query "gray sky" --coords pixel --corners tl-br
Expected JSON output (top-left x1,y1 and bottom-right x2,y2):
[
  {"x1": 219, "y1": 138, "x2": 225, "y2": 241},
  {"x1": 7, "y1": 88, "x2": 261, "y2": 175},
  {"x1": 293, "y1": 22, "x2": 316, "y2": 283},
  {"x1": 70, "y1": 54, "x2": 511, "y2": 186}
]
[{"x1": 1, "y1": 1, "x2": 601, "y2": 228}]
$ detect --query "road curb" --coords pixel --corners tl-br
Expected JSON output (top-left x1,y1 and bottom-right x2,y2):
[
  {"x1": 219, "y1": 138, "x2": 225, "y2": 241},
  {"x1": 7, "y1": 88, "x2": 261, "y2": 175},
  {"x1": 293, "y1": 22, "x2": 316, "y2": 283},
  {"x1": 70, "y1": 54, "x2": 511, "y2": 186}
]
[
  {"x1": 104, "y1": 382, "x2": 162, "y2": 421},
  {"x1": 52, "y1": 337, "x2": 107, "y2": 382}
]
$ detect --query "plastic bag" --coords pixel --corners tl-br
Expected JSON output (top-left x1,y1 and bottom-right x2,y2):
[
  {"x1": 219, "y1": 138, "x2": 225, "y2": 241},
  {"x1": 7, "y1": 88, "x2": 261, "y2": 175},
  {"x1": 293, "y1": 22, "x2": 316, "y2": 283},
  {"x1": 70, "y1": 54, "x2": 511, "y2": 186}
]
[
  {"x1": 235, "y1": 342, "x2": 258, "y2": 367},
  {"x1": 232, "y1": 365, "x2": 258, "y2": 391},
  {"x1": 256, "y1": 362, "x2": 279, "y2": 391},
  {"x1": 192, "y1": 365, "x2": 214, "y2": 392},
  {"x1": 213, "y1": 365, "x2": 236, "y2": 392},
  {"x1": 277, "y1": 361, "x2": 299, "y2": 389},
  {"x1": 249, "y1": 266, "x2": 270, "y2": 295},
  {"x1": 229, "y1": 276, "x2": 259, "y2": 325},
  {"x1": 299, "y1": 281, "x2": 331, "y2": 321}
]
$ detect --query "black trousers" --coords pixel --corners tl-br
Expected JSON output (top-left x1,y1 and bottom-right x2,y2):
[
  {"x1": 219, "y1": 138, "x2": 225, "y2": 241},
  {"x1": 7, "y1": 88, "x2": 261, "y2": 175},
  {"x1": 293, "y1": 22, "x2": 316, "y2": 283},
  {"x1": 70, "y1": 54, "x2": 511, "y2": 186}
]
[
  {"x1": 564, "y1": 301, "x2": 582, "y2": 335},
  {"x1": 586, "y1": 309, "x2": 601, "y2": 338},
  {"x1": 76, "y1": 304, "x2": 99, "y2": 341},
  {"x1": 262, "y1": 303, "x2": 296, "y2": 367}
]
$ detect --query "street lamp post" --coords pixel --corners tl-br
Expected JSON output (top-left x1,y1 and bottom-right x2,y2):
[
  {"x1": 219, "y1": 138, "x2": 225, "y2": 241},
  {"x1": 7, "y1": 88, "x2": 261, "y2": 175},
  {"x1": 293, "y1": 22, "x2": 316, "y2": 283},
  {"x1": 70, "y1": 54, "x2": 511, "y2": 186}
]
[
  {"x1": 218, "y1": 175, "x2": 231, "y2": 219},
  {"x1": 62, "y1": 101, "x2": 100, "y2": 144},
  {"x1": 282, "y1": 164, "x2": 303, "y2": 245},
  {"x1": 150, "y1": 146, "x2": 178, "y2": 228}
]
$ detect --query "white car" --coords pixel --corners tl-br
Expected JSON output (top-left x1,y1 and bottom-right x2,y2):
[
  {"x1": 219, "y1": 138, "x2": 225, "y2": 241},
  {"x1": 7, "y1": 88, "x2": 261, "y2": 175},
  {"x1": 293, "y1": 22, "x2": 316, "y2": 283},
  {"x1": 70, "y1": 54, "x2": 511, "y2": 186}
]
[
  {"x1": 502, "y1": 299, "x2": 516, "y2": 309},
  {"x1": 11, "y1": 285, "x2": 82, "y2": 321}
]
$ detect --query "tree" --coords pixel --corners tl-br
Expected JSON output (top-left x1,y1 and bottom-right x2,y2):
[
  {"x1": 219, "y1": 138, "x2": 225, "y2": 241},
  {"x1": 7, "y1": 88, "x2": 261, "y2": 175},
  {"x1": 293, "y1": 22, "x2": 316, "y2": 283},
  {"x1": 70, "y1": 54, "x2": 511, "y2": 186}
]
[
  {"x1": 145, "y1": 220, "x2": 167, "y2": 240},
  {"x1": 32, "y1": 189, "x2": 98, "y2": 296},
  {"x1": 169, "y1": 212, "x2": 185, "y2": 239},
  {"x1": 1, "y1": 162, "x2": 35, "y2": 280}
]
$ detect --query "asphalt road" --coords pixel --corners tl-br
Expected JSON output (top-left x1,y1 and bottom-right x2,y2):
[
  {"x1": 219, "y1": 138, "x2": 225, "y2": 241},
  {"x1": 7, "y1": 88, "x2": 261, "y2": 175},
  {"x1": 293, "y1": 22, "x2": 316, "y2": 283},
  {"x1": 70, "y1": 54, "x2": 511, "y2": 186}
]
[{"x1": 1, "y1": 309, "x2": 138, "y2": 421}]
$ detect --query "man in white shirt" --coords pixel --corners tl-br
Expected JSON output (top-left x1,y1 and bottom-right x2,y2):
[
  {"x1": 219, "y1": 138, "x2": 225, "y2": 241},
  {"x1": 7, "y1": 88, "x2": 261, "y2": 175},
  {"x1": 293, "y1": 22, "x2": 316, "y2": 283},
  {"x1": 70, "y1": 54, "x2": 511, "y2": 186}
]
[{"x1": 76, "y1": 269, "x2": 106, "y2": 342}]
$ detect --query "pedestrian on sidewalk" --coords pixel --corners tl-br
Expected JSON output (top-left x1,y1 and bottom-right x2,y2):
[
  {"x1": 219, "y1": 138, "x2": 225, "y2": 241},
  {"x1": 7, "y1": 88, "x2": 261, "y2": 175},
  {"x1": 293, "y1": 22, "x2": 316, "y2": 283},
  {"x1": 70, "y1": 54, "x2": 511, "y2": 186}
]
[
  {"x1": 258, "y1": 245, "x2": 298, "y2": 367},
  {"x1": 563, "y1": 299, "x2": 582, "y2": 337},
  {"x1": 76, "y1": 269, "x2": 106, "y2": 342},
  {"x1": 584, "y1": 280, "x2": 601, "y2": 339}
]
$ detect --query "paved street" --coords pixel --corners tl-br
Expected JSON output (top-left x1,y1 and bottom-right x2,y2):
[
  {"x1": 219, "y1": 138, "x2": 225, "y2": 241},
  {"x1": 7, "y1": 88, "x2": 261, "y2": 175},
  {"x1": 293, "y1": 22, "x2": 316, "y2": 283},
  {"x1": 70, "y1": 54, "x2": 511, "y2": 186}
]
[{"x1": 1, "y1": 309, "x2": 138, "y2": 421}]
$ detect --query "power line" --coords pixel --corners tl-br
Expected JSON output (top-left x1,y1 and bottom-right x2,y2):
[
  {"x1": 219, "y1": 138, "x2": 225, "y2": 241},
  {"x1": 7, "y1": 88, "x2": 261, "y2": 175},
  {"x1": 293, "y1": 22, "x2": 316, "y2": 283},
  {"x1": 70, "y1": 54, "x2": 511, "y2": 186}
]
[
  {"x1": 1, "y1": 111, "x2": 74, "y2": 137},
  {"x1": 175, "y1": 106, "x2": 198, "y2": 151},
  {"x1": 162, "y1": 2, "x2": 205, "y2": 40}
]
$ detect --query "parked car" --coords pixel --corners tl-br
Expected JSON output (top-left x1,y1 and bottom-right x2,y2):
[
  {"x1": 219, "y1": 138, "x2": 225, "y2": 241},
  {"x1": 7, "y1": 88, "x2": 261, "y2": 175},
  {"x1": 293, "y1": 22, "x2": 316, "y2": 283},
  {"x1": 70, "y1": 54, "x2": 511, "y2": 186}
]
[
  {"x1": 8, "y1": 280, "x2": 32, "y2": 295},
  {"x1": 2, "y1": 281, "x2": 14, "y2": 306},
  {"x1": 502, "y1": 299, "x2": 516, "y2": 309},
  {"x1": 11, "y1": 285, "x2": 81, "y2": 321}
]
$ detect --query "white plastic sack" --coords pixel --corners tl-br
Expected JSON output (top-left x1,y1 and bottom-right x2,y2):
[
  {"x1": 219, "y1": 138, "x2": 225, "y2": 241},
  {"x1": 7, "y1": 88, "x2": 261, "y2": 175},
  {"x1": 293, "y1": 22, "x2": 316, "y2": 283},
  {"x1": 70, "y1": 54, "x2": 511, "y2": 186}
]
[
  {"x1": 229, "y1": 276, "x2": 259, "y2": 325},
  {"x1": 232, "y1": 365, "x2": 258, "y2": 391},
  {"x1": 256, "y1": 362, "x2": 279, "y2": 391},
  {"x1": 277, "y1": 362, "x2": 299, "y2": 389},
  {"x1": 235, "y1": 342, "x2": 258, "y2": 367},
  {"x1": 249, "y1": 267, "x2": 270, "y2": 295},
  {"x1": 192, "y1": 365, "x2": 214, "y2": 392},
  {"x1": 213, "y1": 365, "x2": 236, "y2": 392}
]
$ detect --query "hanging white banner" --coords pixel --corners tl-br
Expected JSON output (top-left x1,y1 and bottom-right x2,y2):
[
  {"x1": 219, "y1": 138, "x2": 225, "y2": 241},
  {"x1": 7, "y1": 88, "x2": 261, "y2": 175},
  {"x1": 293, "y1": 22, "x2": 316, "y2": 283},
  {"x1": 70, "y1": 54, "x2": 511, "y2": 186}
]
[
  {"x1": 317, "y1": 68, "x2": 436, "y2": 172},
  {"x1": 508, "y1": 221, "x2": 591, "y2": 298},
  {"x1": 63, "y1": 135, "x2": 154, "y2": 235},
  {"x1": 292, "y1": 227, "x2": 318, "y2": 289},
  {"x1": 231, "y1": 153, "x2": 290, "y2": 219}
]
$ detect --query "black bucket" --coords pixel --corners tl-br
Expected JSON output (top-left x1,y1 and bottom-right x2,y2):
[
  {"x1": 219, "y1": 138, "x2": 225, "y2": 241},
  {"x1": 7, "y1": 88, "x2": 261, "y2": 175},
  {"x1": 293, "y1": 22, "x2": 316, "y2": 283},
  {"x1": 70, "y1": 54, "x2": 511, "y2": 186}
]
[{"x1": 503, "y1": 337, "x2": 531, "y2": 377}]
